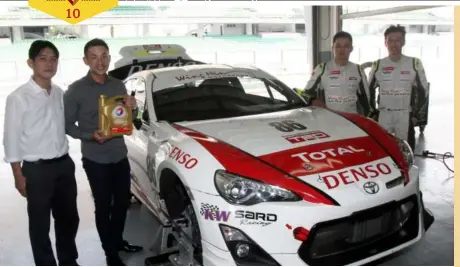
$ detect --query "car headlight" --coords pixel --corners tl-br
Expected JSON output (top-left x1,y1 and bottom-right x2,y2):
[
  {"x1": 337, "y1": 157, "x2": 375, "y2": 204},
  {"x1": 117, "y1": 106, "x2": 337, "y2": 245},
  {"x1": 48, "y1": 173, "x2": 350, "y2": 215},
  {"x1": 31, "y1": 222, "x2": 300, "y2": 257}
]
[
  {"x1": 214, "y1": 170, "x2": 301, "y2": 206},
  {"x1": 394, "y1": 136, "x2": 414, "y2": 168}
]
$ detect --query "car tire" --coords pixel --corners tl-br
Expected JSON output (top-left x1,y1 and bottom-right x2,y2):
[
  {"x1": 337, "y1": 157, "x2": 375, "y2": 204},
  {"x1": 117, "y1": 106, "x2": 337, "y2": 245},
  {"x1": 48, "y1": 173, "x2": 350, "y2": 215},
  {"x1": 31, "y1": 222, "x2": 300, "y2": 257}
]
[{"x1": 168, "y1": 183, "x2": 204, "y2": 265}]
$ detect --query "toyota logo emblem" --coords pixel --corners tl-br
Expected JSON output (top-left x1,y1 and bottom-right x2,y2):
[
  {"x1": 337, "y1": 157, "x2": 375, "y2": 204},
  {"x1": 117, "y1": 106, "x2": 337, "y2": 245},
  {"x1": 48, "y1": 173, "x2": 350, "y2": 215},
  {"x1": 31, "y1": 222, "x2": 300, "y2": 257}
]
[{"x1": 363, "y1": 181, "x2": 379, "y2": 194}]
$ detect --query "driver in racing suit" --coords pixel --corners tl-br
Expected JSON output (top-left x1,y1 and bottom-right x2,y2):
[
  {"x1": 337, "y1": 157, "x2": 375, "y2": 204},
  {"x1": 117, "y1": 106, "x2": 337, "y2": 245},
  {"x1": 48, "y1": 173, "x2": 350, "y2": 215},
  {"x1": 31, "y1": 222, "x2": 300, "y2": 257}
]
[
  {"x1": 368, "y1": 25, "x2": 429, "y2": 150},
  {"x1": 296, "y1": 31, "x2": 375, "y2": 117}
]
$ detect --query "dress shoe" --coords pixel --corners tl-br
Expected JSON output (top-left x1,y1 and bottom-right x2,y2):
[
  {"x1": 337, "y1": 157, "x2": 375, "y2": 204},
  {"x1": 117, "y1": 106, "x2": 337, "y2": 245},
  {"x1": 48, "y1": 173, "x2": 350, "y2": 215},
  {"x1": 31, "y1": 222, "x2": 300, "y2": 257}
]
[
  {"x1": 118, "y1": 240, "x2": 143, "y2": 253},
  {"x1": 106, "y1": 256, "x2": 125, "y2": 266}
]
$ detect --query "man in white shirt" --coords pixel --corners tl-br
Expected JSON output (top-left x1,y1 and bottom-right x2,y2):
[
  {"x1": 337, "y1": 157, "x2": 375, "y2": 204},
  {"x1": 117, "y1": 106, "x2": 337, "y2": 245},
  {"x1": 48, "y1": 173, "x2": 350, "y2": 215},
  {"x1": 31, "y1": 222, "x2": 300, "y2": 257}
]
[{"x1": 3, "y1": 40, "x2": 79, "y2": 266}]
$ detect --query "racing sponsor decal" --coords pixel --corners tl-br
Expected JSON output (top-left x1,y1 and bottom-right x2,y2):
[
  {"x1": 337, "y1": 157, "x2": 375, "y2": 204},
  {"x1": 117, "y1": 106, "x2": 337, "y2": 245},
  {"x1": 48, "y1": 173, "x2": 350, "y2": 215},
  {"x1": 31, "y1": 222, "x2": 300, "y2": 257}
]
[
  {"x1": 174, "y1": 70, "x2": 255, "y2": 82},
  {"x1": 168, "y1": 145, "x2": 199, "y2": 169},
  {"x1": 258, "y1": 136, "x2": 389, "y2": 177},
  {"x1": 317, "y1": 161, "x2": 392, "y2": 190},
  {"x1": 330, "y1": 70, "x2": 340, "y2": 75},
  {"x1": 172, "y1": 124, "x2": 339, "y2": 206},
  {"x1": 292, "y1": 145, "x2": 365, "y2": 163},
  {"x1": 200, "y1": 203, "x2": 230, "y2": 222},
  {"x1": 283, "y1": 130, "x2": 330, "y2": 144},
  {"x1": 334, "y1": 111, "x2": 409, "y2": 184},
  {"x1": 326, "y1": 95, "x2": 358, "y2": 104},
  {"x1": 380, "y1": 89, "x2": 409, "y2": 96},
  {"x1": 146, "y1": 155, "x2": 157, "y2": 186},
  {"x1": 235, "y1": 210, "x2": 277, "y2": 227},
  {"x1": 349, "y1": 76, "x2": 357, "y2": 80},
  {"x1": 127, "y1": 61, "x2": 198, "y2": 77},
  {"x1": 400, "y1": 70, "x2": 410, "y2": 75},
  {"x1": 268, "y1": 120, "x2": 307, "y2": 133},
  {"x1": 382, "y1": 66, "x2": 394, "y2": 74}
]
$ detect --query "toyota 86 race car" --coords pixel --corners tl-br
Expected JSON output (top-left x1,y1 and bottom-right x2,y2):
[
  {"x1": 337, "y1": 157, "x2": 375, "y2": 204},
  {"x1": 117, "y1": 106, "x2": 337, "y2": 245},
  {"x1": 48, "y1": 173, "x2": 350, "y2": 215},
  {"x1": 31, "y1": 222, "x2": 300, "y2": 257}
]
[{"x1": 108, "y1": 44, "x2": 434, "y2": 266}]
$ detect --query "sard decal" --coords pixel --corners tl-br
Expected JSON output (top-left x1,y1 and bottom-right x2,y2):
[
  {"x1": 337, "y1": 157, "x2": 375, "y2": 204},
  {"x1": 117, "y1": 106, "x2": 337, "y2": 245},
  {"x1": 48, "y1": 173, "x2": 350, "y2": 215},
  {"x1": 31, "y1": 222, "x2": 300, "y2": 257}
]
[
  {"x1": 169, "y1": 145, "x2": 199, "y2": 169},
  {"x1": 235, "y1": 210, "x2": 277, "y2": 227}
]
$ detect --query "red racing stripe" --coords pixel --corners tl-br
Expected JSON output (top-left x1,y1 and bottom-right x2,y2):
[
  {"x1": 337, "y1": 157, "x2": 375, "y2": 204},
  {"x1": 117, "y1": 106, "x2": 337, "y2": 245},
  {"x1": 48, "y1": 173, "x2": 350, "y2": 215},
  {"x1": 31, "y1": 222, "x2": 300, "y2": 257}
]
[
  {"x1": 333, "y1": 111, "x2": 408, "y2": 183},
  {"x1": 172, "y1": 124, "x2": 338, "y2": 206},
  {"x1": 258, "y1": 136, "x2": 389, "y2": 177}
]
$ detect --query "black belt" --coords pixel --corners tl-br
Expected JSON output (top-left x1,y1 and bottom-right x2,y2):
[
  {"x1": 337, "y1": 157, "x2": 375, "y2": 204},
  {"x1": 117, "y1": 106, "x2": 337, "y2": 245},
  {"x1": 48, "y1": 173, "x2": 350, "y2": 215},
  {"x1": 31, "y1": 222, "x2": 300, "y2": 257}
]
[{"x1": 24, "y1": 153, "x2": 69, "y2": 165}]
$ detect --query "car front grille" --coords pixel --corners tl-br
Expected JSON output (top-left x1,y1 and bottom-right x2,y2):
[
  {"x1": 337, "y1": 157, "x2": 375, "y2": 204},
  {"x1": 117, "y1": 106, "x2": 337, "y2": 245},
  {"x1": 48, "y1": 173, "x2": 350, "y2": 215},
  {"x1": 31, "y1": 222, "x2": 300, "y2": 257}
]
[{"x1": 297, "y1": 194, "x2": 420, "y2": 266}]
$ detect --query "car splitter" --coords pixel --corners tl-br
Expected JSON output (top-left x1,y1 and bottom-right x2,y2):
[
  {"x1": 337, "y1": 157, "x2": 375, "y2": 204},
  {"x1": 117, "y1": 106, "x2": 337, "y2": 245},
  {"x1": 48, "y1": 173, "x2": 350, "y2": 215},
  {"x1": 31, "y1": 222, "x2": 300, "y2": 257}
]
[{"x1": 144, "y1": 217, "x2": 201, "y2": 266}]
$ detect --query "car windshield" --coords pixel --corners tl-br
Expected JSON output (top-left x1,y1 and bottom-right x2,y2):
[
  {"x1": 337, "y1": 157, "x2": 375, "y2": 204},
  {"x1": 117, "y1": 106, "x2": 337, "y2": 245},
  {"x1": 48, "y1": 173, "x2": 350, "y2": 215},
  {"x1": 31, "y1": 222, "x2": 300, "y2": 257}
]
[{"x1": 152, "y1": 75, "x2": 307, "y2": 122}]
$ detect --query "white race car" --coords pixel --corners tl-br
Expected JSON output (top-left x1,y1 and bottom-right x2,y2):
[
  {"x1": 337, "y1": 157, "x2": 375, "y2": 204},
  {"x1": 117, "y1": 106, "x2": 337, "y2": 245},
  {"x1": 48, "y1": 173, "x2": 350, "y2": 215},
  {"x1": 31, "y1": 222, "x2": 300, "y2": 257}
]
[{"x1": 108, "y1": 44, "x2": 434, "y2": 266}]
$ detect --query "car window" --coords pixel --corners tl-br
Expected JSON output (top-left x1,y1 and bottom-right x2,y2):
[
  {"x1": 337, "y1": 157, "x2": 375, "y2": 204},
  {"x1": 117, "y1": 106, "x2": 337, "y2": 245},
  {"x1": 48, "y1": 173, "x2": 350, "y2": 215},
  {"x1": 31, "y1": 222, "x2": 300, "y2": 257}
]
[
  {"x1": 152, "y1": 75, "x2": 306, "y2": 123},
  {"x1": 238, "y1": 77, "x2": 288, "y2": 102},
  {"x1": 125, "y1": 77, "x2": 150, "y2": 126}
]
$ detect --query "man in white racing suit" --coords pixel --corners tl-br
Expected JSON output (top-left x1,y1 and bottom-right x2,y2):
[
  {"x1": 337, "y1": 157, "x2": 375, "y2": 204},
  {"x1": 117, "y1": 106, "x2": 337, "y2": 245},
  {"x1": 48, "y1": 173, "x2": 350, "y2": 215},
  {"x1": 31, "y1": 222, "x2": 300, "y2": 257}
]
[
  {"x1": 296, "y1": 31, "x2": 375, "y2": 116},
  {"x1": 368, "y1": 25, "x2": 429, "y2": 150}
]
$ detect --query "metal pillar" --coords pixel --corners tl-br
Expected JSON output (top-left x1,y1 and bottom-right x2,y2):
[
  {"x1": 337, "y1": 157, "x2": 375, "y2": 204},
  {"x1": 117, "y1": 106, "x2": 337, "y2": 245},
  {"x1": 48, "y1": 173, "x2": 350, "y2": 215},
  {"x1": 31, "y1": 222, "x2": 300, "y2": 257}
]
[{"x1": 309, "y1": 6, "x2": 341, "y2": 67}]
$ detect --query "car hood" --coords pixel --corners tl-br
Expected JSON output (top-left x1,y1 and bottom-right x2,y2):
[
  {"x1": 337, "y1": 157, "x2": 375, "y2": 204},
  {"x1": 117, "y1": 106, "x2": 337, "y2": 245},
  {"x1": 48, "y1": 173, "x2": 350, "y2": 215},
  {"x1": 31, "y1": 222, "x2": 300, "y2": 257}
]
[{"x1": 175, "y1": 107, "x2": 404, "y2": 204}]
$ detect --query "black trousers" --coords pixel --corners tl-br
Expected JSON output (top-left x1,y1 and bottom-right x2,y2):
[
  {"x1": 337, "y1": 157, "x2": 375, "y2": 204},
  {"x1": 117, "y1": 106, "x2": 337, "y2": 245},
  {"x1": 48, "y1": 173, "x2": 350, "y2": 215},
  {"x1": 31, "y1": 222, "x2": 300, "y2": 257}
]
[
  {"x1": 22, "y1": 154, "x2": 79, "y2": 266},
  {"x1": 82, "y1": 157, "x2": 131, "y2": 258}
]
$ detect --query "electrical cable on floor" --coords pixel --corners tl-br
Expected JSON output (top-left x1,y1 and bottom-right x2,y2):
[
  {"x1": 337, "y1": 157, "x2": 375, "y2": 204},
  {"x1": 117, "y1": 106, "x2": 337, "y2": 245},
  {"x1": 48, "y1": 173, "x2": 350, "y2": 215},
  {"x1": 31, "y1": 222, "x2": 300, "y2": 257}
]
[{"x1": 414, "y1": 150, "x2": 454, "y2": 173}]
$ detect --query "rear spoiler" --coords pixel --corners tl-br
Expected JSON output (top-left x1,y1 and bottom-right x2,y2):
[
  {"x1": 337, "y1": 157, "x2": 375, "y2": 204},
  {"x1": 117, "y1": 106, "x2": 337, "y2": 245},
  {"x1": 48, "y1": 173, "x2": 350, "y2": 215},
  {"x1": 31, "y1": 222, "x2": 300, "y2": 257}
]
[{"x1": 108, "y1": 44, "x2": 206, "y2": 80}]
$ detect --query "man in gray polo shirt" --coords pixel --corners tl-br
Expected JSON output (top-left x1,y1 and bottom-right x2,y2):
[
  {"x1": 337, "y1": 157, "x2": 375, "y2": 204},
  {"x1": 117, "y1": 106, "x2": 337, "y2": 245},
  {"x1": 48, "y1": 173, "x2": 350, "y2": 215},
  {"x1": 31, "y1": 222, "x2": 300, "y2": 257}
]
[{"x1": 64, "y1": 38, "x2": 142, "y2": 266}]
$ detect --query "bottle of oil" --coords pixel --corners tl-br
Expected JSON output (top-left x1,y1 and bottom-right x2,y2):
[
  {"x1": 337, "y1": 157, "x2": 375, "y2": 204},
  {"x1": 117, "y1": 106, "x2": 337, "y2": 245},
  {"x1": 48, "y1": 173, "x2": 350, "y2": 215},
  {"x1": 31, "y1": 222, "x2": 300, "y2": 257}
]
[{"x1": 98, "y1": 94, "x2": 134, "y2": 137}]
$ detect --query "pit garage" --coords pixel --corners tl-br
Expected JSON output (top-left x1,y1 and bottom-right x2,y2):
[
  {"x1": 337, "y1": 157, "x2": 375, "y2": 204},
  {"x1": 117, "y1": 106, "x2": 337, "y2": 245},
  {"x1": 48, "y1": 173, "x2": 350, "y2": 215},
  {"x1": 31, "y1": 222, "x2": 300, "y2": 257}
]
[{"x1": 0, "y1": 3, "x2": 453, "y2": 266}]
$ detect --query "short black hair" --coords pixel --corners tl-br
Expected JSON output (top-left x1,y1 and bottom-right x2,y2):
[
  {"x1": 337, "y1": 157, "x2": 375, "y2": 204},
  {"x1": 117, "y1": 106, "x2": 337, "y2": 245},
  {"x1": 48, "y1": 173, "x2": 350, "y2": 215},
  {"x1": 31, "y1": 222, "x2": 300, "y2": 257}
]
[
  {"x1": 84, "y1": 38, "x2": 109, "y2": 56},
  {"x1": 28, "y1": 40, "x2": 59, "y2": 61},
  {"x1": 384, "y1": 25, "x2": 406, "y2": 39},
  {"x1": 333, "y1": 31, "x2": 353, "y2": 44}
]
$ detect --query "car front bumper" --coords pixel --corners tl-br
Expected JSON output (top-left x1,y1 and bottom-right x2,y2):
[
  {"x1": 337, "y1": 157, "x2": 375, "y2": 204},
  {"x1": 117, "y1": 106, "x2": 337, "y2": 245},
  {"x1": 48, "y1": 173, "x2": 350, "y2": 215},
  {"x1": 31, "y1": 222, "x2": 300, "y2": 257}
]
[{"x1": 191, "y1": 179, "x2": 431, "y2": 266}]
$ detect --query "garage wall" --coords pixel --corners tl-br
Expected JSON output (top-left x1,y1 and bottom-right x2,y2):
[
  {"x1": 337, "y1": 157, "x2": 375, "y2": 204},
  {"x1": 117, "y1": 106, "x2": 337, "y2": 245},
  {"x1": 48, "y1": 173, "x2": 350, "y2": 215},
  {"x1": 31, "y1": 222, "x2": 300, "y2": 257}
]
[
  {"x1": 222, "y1": 23, "x2": 245, "y2": 35},
  {"x1": 258, "y1": 23, "x2": 296, "y2": 33}
]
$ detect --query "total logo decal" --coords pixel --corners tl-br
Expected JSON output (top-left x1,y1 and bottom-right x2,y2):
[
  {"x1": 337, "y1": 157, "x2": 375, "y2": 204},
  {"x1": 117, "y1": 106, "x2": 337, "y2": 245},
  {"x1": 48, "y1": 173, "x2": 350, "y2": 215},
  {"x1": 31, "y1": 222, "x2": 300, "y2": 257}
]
[
  {"x1": 200, "y1": 203, "x2": 277, "y2": 227},
  {"x1": 112, "y1": 105, "x2": 126, "y2": 119},
  {"x1": 168, "y1": 145, "x2": 199, "y2": 169},
  {"x1": 291, "y1": 145, "x2": 365, "y2": 163}
]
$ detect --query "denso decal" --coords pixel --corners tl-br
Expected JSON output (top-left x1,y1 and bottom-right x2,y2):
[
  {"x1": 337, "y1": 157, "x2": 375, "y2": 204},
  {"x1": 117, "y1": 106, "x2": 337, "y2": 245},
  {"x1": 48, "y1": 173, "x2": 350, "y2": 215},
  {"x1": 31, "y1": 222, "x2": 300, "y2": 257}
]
[
  {"x1": 330, "y1": 70, "x2": 340, "y2": 75},
  {"x1": 318, "y1": 162, "x2": 392, "y2": 189},
  {"x1": 283, "y1": 130, "x2": 330, "y2": 144},
  {"x1": 168, "y1": 145, "x2": 199, "y2": 169},
  {"x1": 127, "y1": 61, "x2": 197, "y2": 77},
  {"x1": 292, "y1": 145, "x2": 365, "y2": 163},
  {"x1": 401, "y1": 70, "x2": 410, "y2": 75},
  {"x1": 235, "y1": 210, "x2": 277, "y2": 227},
  {"x1": 200, "y1": 203, "x2": 230, "y2": 222}
]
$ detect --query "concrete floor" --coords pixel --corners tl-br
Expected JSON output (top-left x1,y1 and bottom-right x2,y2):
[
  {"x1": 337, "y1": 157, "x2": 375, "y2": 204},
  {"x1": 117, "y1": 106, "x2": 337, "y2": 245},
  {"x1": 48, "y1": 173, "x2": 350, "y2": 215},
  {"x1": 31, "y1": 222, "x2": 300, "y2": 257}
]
[{"x1": 0, "y1": 62, "x2": 454, "y2": 266}]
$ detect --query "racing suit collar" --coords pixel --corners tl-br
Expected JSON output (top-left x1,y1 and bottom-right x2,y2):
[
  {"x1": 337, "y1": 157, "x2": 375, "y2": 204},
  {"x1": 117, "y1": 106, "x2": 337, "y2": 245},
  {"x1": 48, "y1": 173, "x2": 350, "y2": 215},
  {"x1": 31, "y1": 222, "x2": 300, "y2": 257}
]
[{"x1": 332, "y1": 60, "x2": 350, "y2": 69}]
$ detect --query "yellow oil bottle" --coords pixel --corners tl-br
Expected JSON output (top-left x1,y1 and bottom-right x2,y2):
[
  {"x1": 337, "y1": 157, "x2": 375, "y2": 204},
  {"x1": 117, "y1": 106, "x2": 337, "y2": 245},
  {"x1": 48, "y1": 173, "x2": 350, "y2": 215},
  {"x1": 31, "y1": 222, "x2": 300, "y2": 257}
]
[{"x1": 98, "y1": 94, "x2": 133, "y2": 137}]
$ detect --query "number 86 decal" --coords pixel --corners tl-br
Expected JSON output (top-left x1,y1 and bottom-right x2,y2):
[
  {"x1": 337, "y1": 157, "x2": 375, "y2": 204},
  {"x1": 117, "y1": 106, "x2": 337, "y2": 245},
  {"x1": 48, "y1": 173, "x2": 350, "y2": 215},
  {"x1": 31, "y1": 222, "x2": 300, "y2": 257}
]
[{"x1": 268, "y1": 120, "x2": 307, "y2": 132}]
